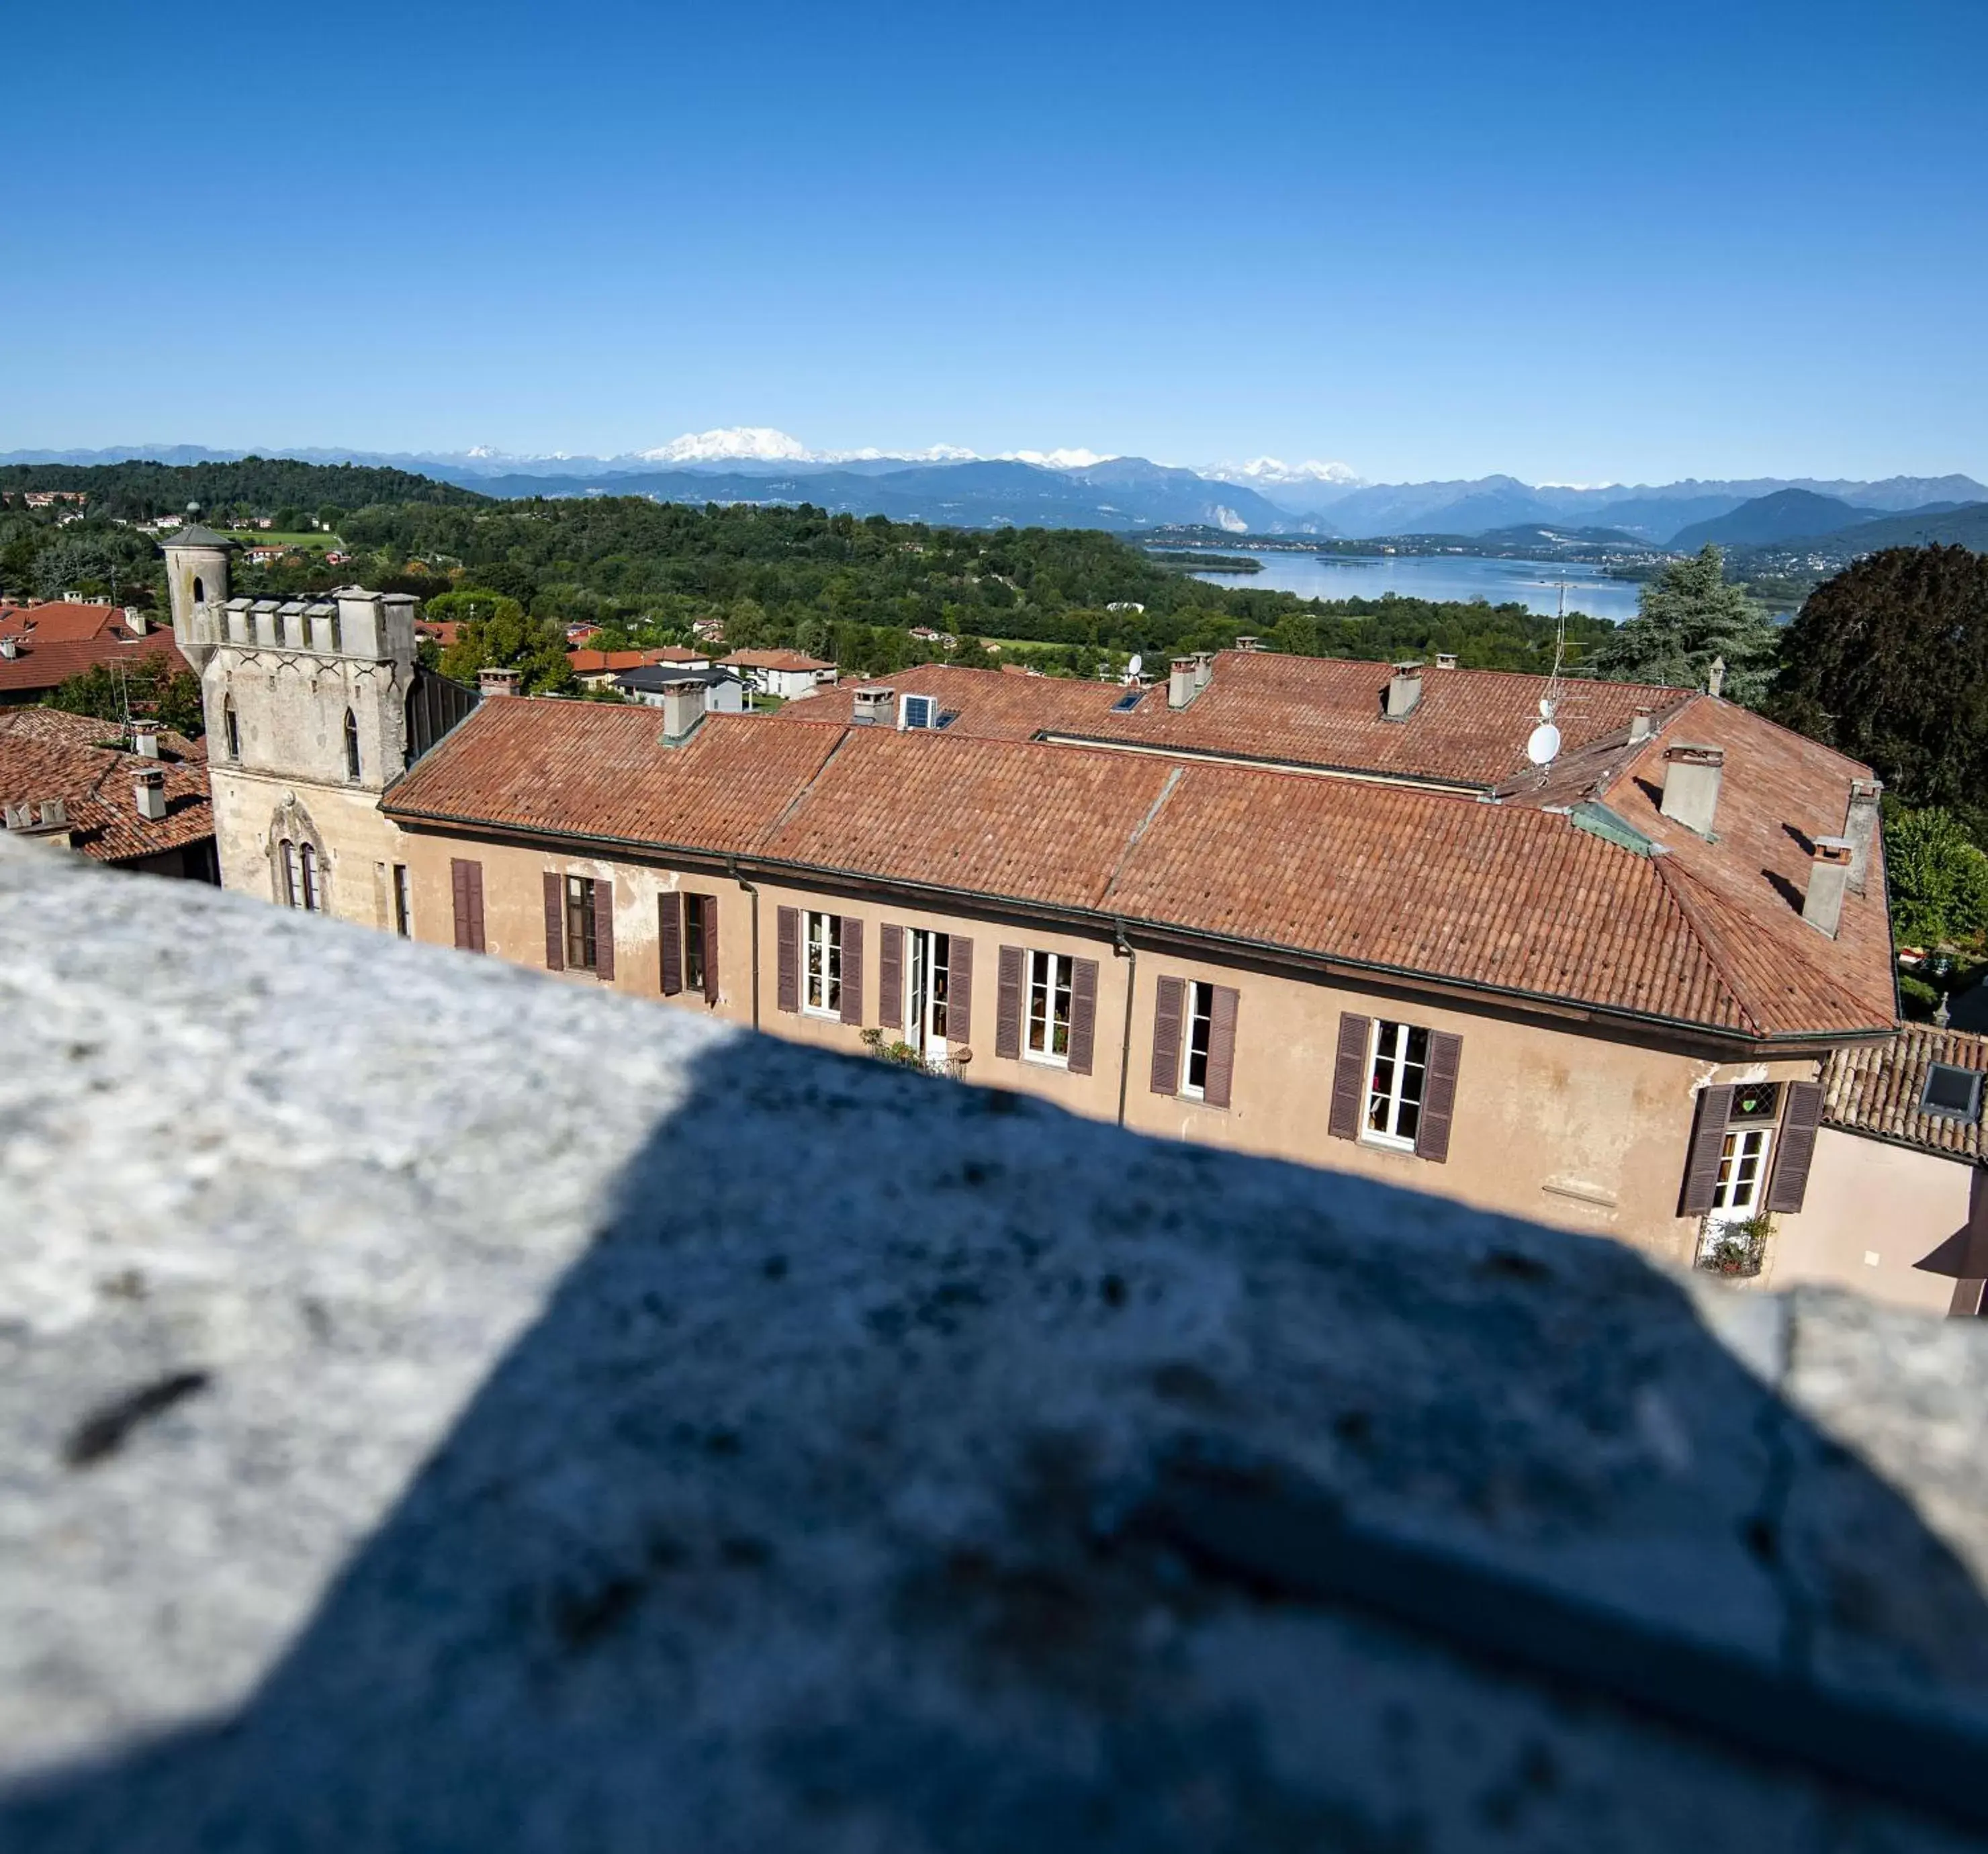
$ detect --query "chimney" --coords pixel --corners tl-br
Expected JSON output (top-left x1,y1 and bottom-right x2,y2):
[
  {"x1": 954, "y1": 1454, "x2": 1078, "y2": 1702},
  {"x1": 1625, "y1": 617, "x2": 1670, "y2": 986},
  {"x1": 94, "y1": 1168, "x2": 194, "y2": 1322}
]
[
  {"x1": 124, "y1": 606, "x2": 148, "y2": 636},
  {"x1": 478, "y1": 667, "x2": 521, "y2": 699},
  {"x1": 1234, "y1": 635, "x2": 1262, "y2": 653},
  {"x1": 132, "y1": 721, "x2": 161, "y2": 759},
  {"x1": 38, "y1": 798, "x2": 66, "y2": 829},
  {"x1": 660, "y1": 678, "x2": 707, "y2": 743},
  {"x1": 1843, "y1": 777, "x2": 1882, "y2": 895},
  {"x1": 1435, "y1": 653, "x2": 1458, "y2": 670},
  {"x1": 1802, "y1": 836, "x2": 1854, "y2": 938},
  {"x1": 1660, "y1": 743, "x2": 1723, "y2": 836},
  {"x1": 0, "y1": 637, "x2": 16, "y2": 660},
  {"x1": 1191, "y1": 651, "x2": 1214, "y2": 692},
  {"x1": 1384, "y1": 662, "x2": 1423, "y2": 721},
  {"x1": 1629, "y1": 706, "x2": 1655, "y2": 745},
  {"x1": 1168, "y1": 658, "x2": 1195, "y2": 709},
  {"x1": 1707, "y1": 655, "x2": 1727, "y2": 699},
  {"x1": 134, "y1": 770, "x2": 167, "y2": 822},
  {"x1": 851, "y1": 686, "x2": 896, "y2": 727}
]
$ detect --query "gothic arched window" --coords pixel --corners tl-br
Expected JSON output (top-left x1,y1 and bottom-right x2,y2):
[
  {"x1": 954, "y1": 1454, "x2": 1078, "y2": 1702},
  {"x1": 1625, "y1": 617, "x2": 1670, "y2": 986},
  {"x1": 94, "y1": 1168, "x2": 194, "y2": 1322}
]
[
  {"x1": 192, "y1": 575, "x2": 206, "y2": 604},
  {"x1": 224, "y1": 698, "x2": 240, "y2": 761},
  {"x1": 279, "y1": 838, "x2": 300, "y2": 908},
  {"x1": 343, "y1": 708, "x2": 361, "y2": 782},
  {"x1": 300, "y1": 843, "x2": 322, "y2": 913}
]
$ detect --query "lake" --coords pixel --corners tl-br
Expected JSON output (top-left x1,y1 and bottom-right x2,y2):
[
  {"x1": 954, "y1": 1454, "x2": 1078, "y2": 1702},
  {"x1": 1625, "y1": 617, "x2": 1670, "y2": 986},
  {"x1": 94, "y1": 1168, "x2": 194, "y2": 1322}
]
[{"x1": 1187, "y1": 549, "x2": 1643, "y2": 622}]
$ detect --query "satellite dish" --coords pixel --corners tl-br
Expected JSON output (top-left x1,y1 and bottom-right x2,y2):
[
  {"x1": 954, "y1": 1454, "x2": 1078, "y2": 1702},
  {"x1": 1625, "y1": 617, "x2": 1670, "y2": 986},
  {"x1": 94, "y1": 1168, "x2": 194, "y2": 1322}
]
[
  {"x1": 1525, "y1": 722, "x2": 1562, "y2": 766},
  {"x1": 1127, "y1": 653, "x2": 1144, "y2": 678}
]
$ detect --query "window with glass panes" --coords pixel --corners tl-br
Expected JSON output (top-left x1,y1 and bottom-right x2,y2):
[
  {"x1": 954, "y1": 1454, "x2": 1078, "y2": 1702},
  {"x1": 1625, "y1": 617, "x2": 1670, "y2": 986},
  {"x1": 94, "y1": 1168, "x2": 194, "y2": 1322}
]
[
  {"x1": 1365, "y1": 1019, "x2": 1429, "y2": 1148},
  {"x1": 908, "y1": 929, "x2": 950, "y2": 1057},
  {"x1": 1181, "y1": 981, "x2": 1215, "y2": 1097},
  {"x1": 683, "y1": 894, "x2": 708, "y2": 993},
  {"x1": 1711, "y1": 1081, "x2": 1778, "y2": 1217},
  {"x1": 564, "y1": 876, "x2": 598, "y2": 972},
  {"x1": 1027, "y1": 950, "x2": 1073, "y2": 1063},
  {"x1": 805, "y1": 911, "x2": 842, "y2": 1015},
  {"x1": 392, "y1": 863, "x2": 412, "y2": 937}
]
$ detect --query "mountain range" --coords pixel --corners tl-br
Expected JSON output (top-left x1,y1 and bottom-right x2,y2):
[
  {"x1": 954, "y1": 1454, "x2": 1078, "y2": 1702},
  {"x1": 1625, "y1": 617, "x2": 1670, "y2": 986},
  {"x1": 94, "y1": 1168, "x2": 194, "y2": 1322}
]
[{"x1": 2, "y1": 434, "x2": 1981, "y2": 545}]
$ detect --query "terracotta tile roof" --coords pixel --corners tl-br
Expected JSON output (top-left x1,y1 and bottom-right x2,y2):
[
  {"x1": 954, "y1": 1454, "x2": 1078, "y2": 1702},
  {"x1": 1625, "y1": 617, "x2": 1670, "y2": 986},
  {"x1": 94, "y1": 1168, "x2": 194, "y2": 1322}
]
[
  {"x1": 1821, "y1": 1025, "x2": 1988, "y2": 1161},
  {"x1": 383, "y1": 698, "x2": 1895, "y2": 1044},
  {"x1": 385, "y1": 699, "x2": 842, "y2": 853},
  {"x1": 721, "y1": 649, "x2": 834, "y2": 673},
  {"x1": 0, "y1": 631, "x2": 189, "y2": 698},
  {"x1": 568, "y1": 647, "x2": 710, "y2": 676},
  {"x1": 0, "y1": 708, "x2": 212, "y2": 864},
  {"x1": 0, "y1": 602, "x2": 133, "y2": 644},
  {"x1": 781, "y1": 653, "x2": 1691, "y2": 788}
]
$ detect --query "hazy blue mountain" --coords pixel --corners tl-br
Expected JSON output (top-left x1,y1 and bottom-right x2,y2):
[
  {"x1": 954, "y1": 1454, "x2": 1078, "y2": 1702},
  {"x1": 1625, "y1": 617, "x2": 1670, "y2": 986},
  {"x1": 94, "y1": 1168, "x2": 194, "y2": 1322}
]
[
  {"x1": 1669, "y1": 489, "x2": 1882, "y2": 551},
  {"x1": 456, "y1": 458, "x2": 1302, "y2": 534},
  {"x1": 1739, "y1": 502, "x2": 1988, "y2": 557}
]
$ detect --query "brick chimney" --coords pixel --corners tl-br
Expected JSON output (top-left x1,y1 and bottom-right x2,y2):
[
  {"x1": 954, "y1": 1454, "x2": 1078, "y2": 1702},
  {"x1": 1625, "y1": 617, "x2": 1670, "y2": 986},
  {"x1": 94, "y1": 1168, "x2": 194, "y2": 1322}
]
[
  {"x1": 478, "y1": 667, "x2": 521, "y2": 699},
  {"x1": 1843, "y1": 778, "x2": 1882, "y2": 895},
  {"x1": 134, "y1": 770, "x2": 167, "y2": 822},
  {"x1": 1384, "y1": 663, "x2": 1423, "y2": 721},
  {"x1": 660, "y1": 679, "x2": 707, "y2": 743},
  {"x1": 1660, "y1": 743, "x2": 1723, "y2": 837},
  {"x1": 1803, "y1": 835, "x2": 1855, "y2": 938}
]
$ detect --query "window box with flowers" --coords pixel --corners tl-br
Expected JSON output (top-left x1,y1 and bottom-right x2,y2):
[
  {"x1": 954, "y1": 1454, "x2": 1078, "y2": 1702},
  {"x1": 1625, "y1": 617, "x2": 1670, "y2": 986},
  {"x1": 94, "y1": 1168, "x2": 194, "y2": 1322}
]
[{"x1": 1697, "y1": 1213, "x2": 1773, "y2": 1279}]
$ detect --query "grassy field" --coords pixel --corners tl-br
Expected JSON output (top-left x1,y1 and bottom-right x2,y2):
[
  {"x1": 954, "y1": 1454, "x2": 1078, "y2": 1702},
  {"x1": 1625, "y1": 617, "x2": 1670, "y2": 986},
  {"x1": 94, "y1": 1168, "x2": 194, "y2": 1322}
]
[{"x1": 224, "y1": 531, "x2": 338, "y2": 550}]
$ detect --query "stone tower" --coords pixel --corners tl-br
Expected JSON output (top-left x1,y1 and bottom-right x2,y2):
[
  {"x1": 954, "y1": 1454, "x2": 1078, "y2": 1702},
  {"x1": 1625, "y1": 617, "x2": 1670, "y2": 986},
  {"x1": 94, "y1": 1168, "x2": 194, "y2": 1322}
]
[{"x1": 161, "y1": 523, "x2": 240, "y2": 674}]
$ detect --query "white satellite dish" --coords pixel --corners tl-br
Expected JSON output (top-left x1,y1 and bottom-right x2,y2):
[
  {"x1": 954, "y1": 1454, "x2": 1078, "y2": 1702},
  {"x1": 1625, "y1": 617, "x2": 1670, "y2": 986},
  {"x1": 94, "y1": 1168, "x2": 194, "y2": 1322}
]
[
  {"x1": 1525, "y1": 721, "x2": 1562, "y2": 766},
  {"x1": 1127, "y1": 653, "x2": 1144, "y2": 678}
]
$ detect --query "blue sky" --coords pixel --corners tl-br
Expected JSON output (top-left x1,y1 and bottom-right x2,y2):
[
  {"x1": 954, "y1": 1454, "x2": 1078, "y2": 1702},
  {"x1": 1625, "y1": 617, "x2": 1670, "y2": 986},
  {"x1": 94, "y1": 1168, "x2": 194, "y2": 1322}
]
[{"x1": 4, "y1": 0, "x2": 1983, "y2": 483}]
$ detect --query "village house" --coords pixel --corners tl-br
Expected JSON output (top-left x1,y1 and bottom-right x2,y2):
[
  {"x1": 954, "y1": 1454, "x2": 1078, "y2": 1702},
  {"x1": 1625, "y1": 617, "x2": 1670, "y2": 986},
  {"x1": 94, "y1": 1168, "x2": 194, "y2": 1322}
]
[
  {"x1": 719, "y1": 647, "x2": 837, "y2": 701},
  {"x1": 167, "y1": 543, "x2": 1942, "y2": 1303},
  {"x1": 0, "y1": 600, "x2": 188, "y2": 706},
  {"x1": 0, "y1": 708, "x2": 217, "y2": 880},
  {"x1": 611, "y1": 663, "x2": 743, "y2": 710},
  {"x1": 566, "y1": 644, "x2": 715, "y2": 692}
]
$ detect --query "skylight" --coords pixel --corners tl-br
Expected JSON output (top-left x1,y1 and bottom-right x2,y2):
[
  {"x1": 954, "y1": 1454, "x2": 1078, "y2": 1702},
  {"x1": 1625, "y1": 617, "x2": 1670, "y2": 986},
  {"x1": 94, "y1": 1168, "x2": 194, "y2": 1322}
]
[{"x1": 1919, "y1": 1062, "x2": 1983, "y2": 1123}]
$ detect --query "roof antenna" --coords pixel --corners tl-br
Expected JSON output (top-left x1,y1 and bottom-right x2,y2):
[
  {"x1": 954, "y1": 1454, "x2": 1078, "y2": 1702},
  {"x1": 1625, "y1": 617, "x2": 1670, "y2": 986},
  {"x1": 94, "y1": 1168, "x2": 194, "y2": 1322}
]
[{"x1": 1524, "y1": 581, "x2": 1568, "y2": 768}]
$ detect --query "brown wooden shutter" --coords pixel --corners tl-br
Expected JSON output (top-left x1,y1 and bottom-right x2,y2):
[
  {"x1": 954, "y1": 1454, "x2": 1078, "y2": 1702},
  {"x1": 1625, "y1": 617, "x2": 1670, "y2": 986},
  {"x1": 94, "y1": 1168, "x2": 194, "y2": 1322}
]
[
  {"x1": 1068, "y1": 957, "x2": 1099, "y2": 1076},
  {"x1": 776, "y1": 907, "x2": 800, "y2": 1013},
  {"x1": 878, "y1": 924, "x2": 905, "y2": 1031},
  {"x1": 1151, "y1": 976, "x2": 1185, "y2": 1095},
  {"x1": 659, "y1": 893, "x2": 683, "y2": 995},
  {"x1": 1328, "y1": 1013, "x2": 1371, "y2": 1142},
  {"x1": 701, "y1": 893, "x2": 719, "y2": 1005},
  {"x1": 995, "y1": 945, "x2": 1024, "y2": 1060},
  {"x1": 1679, "y1": 1084, "x2": 1735, "y2": 1215},
  {"x1": 543, "y1": 871, "x2": 564, "y2": 970},
  {"x1": 594, "y1": 880, "x2": 615, "y2": 981},
  {"x1": 1414, "y1": 1029, "x2": 1461, "y2": 1162},
  {"x1": 840, "y1": 917, "x2": 864, "y2": 1025},
  {"x1": 1765, "y1": 1080, "x2": 1824, "y2": 1213},
  {"x1": 451, "y1": 858, "x2": 484, "y2": 952},
  {"x1": 949, "y1": 936, "x2": 973, "y2": 1044},
  {"x1": 1205, "y1": 985, "x2": 1240, "y2": 1111}
]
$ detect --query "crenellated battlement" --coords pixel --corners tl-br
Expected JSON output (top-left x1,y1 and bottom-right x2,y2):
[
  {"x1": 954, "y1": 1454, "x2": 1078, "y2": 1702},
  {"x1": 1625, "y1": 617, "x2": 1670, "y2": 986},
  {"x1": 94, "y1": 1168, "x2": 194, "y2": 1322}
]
[{"x1": 191, "y1": 589, "x2": 420, "y2": 665}]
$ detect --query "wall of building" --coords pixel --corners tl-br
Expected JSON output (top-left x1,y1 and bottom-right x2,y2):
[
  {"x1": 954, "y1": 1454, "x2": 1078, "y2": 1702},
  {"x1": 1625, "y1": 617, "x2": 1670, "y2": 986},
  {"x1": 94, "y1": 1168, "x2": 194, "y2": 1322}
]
[
  {"x1": 390, "y1": 827, "x2": 1832, "y2": 1263},
  {"x1": 211, "y1": 765, "x2": 418, "y2": 930},
  {"x1": 1767, "y1": 1127, "x2": 1969, "y2": 1314}
]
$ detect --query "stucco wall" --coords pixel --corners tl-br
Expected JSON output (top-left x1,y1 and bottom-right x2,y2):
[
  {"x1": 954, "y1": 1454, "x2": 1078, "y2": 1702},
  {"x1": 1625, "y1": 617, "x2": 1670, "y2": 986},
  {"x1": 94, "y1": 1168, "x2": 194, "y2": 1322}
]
[
  {"x1": 390, "y1": 829, "x2": 1836, "y2": 1262},
  {"x1": 211, "y1": 766, "x2": 417, "y2": 931},
  {"x1": 1767, "y1": 1126, "x2": 1971, "y2": 1314}
]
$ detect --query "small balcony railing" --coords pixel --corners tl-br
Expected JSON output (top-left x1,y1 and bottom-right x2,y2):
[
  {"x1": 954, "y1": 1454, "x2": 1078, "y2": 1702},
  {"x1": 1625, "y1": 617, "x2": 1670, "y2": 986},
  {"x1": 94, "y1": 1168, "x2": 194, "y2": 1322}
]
[{"x1": 1695, "y1": 1215, "x2": 1772, "y2": 1279}]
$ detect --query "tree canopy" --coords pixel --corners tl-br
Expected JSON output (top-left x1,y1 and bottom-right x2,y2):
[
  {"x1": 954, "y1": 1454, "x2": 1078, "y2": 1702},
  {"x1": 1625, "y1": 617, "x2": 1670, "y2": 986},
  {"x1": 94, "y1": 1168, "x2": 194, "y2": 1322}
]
[
  {"x1": 1883, "y1": 806, "x2": 1988, "y2": 950},
  {"x1": 433, "y1": 590, "x2": 576, "y2": 696},
  {"x1": 1770, "y1": 545, "x2": 1988, "y2": 818},
  {"x1": 1586, "y1": 545, "x2": 1782, "y2": 704},
  {"x1": 46, "y1": 655, "x2": 205, "y2": 737}
]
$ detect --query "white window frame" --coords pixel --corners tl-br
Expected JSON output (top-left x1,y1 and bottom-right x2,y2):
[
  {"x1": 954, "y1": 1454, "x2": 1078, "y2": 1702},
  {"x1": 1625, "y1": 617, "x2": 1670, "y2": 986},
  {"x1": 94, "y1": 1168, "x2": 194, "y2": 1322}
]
[
  {"x1": 1026, "y1": 949, "x2": 1073, "y2": 1068},
  {"x1": 905, "y1": 927, "x2": 951, "y2": 1063},
  {"x1": 1363, "y1": 1018, "x2": 1429, "y2": 1151},
  {"x1": 804, "y1": 910, "x2": 842, "y2": 1016},
  {"x1": 1709, "y1": 1125, "x2": 1774, "y2": 1222},
  {"x1": 565, "y1": 875, "x2": 599, "y2": 972},
  {"x1": 1181, "y1": 979, "x2": 1215, "y2": 1099},
  {"x1": 900, "y1": 693, "x2": 938, "y2": 731}
]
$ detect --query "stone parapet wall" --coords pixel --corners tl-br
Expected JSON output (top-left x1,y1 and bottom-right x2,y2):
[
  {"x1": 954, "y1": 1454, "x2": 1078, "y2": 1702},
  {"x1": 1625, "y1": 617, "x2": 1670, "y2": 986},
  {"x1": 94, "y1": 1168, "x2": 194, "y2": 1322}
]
[{"x1": 4, "y1": 835, "x2": 1988, "y2": 1850}]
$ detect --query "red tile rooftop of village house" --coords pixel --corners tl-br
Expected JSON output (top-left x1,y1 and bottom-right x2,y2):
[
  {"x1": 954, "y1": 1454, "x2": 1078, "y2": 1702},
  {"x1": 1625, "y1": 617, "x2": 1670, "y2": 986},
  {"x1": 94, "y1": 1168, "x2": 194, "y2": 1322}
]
[
  {"x1": 383, "y1": 676, "x2": 1891, "y2": 1045},
  {"x1": 0, "y1": 601, "x2": 140, "y2": 643},
  {"x1": 0, "y1": 709, "x2": 213, "y2": 864},
  {"x1": 778, "y1": 652, "x2": 1692, "y2": 788},
  {"x1": 719, "y1": 649, "x2": 835, "y2": 672},
  {"x1": 567, "y1": 647, "x2": 710, "y2": 676},
  {"x1": 0, "y1": 629, "x2": 189, "y2": 701}
]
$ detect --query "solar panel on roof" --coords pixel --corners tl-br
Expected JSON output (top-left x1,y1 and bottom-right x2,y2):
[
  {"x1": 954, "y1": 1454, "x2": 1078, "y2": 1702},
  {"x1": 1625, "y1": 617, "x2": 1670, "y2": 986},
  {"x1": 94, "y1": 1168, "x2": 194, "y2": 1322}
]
[{"x1": 1920, "y1": 1062, "x2": 1982, "y2": 1123}]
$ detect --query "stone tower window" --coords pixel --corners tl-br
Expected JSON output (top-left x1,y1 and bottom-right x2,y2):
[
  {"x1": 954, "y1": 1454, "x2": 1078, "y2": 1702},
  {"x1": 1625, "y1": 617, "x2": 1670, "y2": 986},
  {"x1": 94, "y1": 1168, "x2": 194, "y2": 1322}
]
[
  {"x1": 343, "y1": 709, "x2": 361, "y2": 782},
  {"x1": 192, "y1": 575, "x2": 206, "y2": 604},
  {"x1": 224, "y1": 698, "x2": 240, "y2": 761}
]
